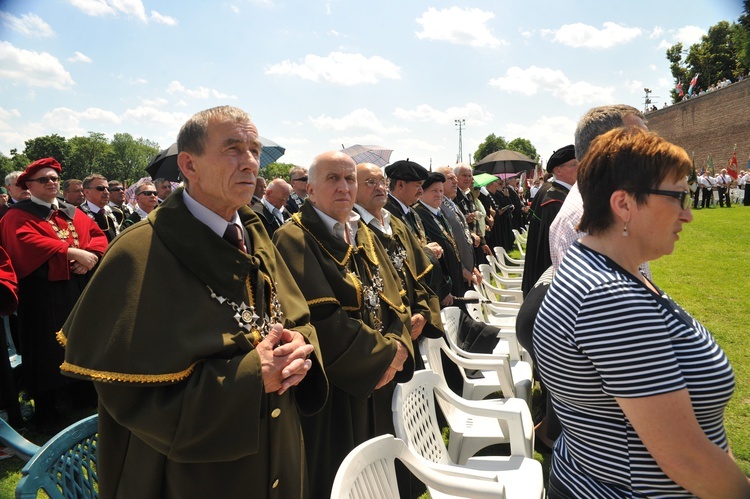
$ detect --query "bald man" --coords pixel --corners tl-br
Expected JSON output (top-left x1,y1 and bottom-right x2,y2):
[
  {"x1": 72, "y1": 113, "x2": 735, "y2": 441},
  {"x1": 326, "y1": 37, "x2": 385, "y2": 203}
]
[
  {"x1": 253, "y1": 178, "x2": 291, "y2": 237},
  {"x1": 273, "y1": 151, "x2": 414, "y2": 498}
]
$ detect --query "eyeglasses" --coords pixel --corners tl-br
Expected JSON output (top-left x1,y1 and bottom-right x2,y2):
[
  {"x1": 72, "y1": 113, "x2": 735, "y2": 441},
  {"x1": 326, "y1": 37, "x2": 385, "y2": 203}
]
[
  {"x1": 138, "y1": 191, "x2": 158, "y2": 196},
  {"x1": 28, "y1": 176, "x2": 59, "y2": 184},
  {"x1": 292, "y1": 176, "x2": 308, "y2": 182},
  {"x1": 640, "y1": 189, "x2": 691, "y2": 210},
  {"x1": 88, "y1": 185, "x2": 109, "y2": 192},
  {"x1": 363, "y1": 178, "x2": 389, "y2": 189},
  {"x1": 109, "y1": 187, "x2": 123, "y2": 192}
]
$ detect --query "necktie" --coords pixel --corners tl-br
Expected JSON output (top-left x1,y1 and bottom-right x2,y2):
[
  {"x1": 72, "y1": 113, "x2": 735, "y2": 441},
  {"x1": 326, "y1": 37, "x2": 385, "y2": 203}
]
[
  {"x1": 406, "y1": 210, "x2": 418, "y2": 232},
  {"x1": 437, "y1": 211, "x2": 452, "y2": 236},
  {"x1": 223, "y1": 223, "x2": 247, "y2": 252}
]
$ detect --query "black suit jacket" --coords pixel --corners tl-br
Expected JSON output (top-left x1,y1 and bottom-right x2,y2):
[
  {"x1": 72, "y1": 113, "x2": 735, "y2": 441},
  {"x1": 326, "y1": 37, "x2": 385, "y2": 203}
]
[{"x1": 252, "y1": 202, "x2": 286, "y2": 238}]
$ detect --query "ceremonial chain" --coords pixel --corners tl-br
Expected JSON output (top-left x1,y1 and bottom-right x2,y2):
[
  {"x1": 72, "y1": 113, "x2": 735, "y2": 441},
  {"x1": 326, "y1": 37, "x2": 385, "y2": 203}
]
[
  {"x1": 357, "y1": 262, "x2": 385, "y2": 333},
  {"x1": 48, "y1": 218, "x2": 79, "y2": 248},
  {"x1": 206, "y1": 280, "x2": 284, "y2": 346}
]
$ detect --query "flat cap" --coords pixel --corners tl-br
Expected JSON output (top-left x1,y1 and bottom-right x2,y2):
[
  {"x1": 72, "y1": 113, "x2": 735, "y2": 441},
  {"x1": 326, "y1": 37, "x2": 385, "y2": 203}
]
[
  {"x1": 547, "y1": 145, "x2": 576, "y2": 174},
  {"x1": 385, "y1": 159, "x2": 428, "y2": 181}
]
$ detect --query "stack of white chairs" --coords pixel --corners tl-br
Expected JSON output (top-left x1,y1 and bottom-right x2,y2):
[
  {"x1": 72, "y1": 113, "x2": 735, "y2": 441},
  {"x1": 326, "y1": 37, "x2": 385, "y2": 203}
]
[
  {"x1": 494, "y1": 246, "x2": 524, "y2": 267},
  {"x1": 486, "y1": 253, "x2": 523, "y2": 279},
  {"x1": 391, "y1": 370, "x2": 545, "y2": 498},
  {"x1": 478, "y1": 264, "x2": 522, "y2": 290},
  {"x1": 510, "y1": 229, "x2": 527, "y2": 258}
]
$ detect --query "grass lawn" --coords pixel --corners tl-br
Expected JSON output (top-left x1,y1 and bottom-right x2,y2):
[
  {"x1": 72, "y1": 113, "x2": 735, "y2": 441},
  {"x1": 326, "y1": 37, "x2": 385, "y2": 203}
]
[{"x1": 0, "y1": 205, "x2": 747, "y2": 498}]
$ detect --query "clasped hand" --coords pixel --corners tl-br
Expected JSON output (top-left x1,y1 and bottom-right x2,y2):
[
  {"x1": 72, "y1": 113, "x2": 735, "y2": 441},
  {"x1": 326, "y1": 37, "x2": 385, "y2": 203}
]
[{"x1": 258, "y1": 324, "x2": 314, "y2": 395}]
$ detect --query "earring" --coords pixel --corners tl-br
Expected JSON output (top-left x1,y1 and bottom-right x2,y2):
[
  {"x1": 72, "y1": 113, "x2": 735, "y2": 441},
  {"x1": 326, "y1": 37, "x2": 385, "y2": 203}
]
[{"x1": 622, "y1": 222, "x2": 628, "y2": 237}]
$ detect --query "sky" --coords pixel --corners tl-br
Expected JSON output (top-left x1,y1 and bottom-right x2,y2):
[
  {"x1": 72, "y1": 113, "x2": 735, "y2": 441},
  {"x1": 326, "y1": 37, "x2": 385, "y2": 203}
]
[{"x1": 0, "y1": 0, "x2": 745, "y2": 171}]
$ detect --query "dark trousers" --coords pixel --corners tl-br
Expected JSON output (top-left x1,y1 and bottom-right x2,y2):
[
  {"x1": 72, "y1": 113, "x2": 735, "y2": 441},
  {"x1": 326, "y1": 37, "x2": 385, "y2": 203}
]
[
  {"x1": 744, "y1": 186, "x2": 750, "y2": 206},
  {"x1": 692, "y1": 188, "x2": 701, "y2": 208},
  {"x1": 718, "y1": 186, "x2": 730, "y2": 207},
  {"x1": 702, "y1": 188, "x2": 712, "y2": 208}
]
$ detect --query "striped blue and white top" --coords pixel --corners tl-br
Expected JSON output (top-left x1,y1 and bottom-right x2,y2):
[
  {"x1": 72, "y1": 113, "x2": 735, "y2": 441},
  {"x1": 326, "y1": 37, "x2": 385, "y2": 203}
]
[{"x1": 534, "y1": 242, "x2": 735, "y2": 498}]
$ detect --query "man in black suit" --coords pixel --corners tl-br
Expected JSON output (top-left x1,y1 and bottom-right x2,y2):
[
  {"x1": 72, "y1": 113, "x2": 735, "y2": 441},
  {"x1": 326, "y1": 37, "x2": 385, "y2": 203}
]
[
  {"x1": 253, "y1": 178, "x2": 291, "y2": 237},
  {"x1": 285, "y1": 166, "x2": 308, "y2": 214}
]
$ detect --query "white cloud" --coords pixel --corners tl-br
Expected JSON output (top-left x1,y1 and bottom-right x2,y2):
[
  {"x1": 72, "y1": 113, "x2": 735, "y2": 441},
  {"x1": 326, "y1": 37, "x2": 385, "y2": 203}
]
[
  {"x1": 625, "y1": 79, "x2": 644, "y2": 94},
  {"x1": 129, "y1": 77, "x2": 148, "y2": 85},
  {"x1": 166, "y1": 80, "x2": 237, "y2": 99},
  {"x1": 69, "y1": 0, "x2": 176, "y2": 24},
  {"x1": 415, "y1": 7, "x2": 505, "y2": 48},
  {"x1": 0, "y1": 41, "x2": 75, "y2": 89},
  {"x1": 122, "y1": 106, "x2": 189, "y2": 128},
  {"x1": 655, "y1": 25, "x2": 706, "y2": 51},
  {"x1": 543, "y1": 22, "x2": 641, "y2": 49},
  {"x1": 489, "y1": 66, "x2": 615, "y2": 106},
  {"x1": 266, "y1": 52, "x2": 401, "y2": 85},
  {"x1": 230, "y1": 5, "x2": 240, "y2": 14},
  {"x1": 649, "y1": 26, "x2": 664, "y2": 39},
  {"x1": 393, "y1": 103, "x2": 494, "y2": 126},
  {"x1": 309, "y1": 108, "x2": 408, "y2": 134},
  {"x1": 67, "y1": 51, "x2": 92, "y2": 63},
  {"x1": 0, "y1": 12, "x2": 54, "y2": 37},
  {"x1": 150, "y1": 11, "x2": 177, "y2": 25},
  {"x1": 40, "y1": 106, "x2": 122, "y2": 136},
  {"x1": 140, "y1": 97, "x2": 168, "y2": 107},
  {"x1": 0, "y1": 107, "x2": 21, "y2": 122},
  {"x1": 501, "y1": 115, "x2": 579, "y2": 164},
  {"x1": 649, "y1": 64, "x2": 657, "y2": 71}
]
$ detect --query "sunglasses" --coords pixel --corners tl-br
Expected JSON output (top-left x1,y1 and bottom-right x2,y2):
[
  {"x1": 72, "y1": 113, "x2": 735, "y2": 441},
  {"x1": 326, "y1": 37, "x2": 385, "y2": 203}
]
[
  {"x1": 88, "y1": 185, "x2": 109, "y2": 192},
  {"x1": 292, "y1": 176, "x2": 308, "y2": 182},
  {"x1": 641, "y1": 189, "x2": 691, "y2": 210},
  {"x1": 109, "y1": 187, "x2": 123, "y2": 192},
  {"x1": 28, "y1": 176, "x2": 59, "y2": 184},
  {"x1": 138, "y1": 191, "x2": 158, "y2": 196}
]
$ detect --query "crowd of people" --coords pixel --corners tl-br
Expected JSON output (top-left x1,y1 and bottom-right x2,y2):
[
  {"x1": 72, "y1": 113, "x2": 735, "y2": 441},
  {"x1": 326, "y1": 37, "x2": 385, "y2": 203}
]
[{"x1": 0, "y1": 103, "x2": 747, "y2": 498}]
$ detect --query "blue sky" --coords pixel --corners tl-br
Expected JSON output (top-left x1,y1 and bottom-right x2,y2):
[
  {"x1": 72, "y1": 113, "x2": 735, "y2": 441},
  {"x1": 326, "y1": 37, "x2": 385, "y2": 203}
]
[{"x1": 0, "y1": 0, "x2": 744, "y2": 170}]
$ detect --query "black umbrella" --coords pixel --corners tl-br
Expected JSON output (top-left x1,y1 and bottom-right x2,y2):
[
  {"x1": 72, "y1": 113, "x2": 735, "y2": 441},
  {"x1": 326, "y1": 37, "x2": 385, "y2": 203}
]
[
  {"x1": 145, "y1": 137, "x2": 286, "y2": 181},
  {"x1": 473, "y1": 149, "x2": 537, "y2": 175}
]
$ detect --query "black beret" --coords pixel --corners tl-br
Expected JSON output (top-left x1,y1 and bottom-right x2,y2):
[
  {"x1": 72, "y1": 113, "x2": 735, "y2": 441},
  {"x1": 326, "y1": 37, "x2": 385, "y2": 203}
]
[
  {"x1": 422, "y1": 172, "x2": 446, "y2": 190},
  {"x1": 547, "y1": 145, "x2": 576, "y2": 174},
  {"x1": 385, "y1": 159, "x2": 428, "y2": 181}
]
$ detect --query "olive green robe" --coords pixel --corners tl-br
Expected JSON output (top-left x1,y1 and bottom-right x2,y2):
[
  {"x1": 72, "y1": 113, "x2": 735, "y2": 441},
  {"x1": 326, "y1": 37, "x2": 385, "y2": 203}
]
[
  {"x1": 60, "y1": 188, "x2": 328, "y2": 499},
  {"x1": 272, "y1": 202, "x2": 414, "y2": 498}
]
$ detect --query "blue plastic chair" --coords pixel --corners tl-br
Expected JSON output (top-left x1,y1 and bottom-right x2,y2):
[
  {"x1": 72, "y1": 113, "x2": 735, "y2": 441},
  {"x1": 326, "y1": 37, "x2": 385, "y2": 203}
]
[{"x1": 0, "y1": 414, "x2": 99, "y2": 498}]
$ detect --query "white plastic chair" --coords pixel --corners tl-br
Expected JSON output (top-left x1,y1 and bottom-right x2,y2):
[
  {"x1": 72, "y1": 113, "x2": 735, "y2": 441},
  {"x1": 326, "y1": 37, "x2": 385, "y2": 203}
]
[
  {"x1": 331, "y1": 434, "x2": 508, "y2": 499},
  {"x1": 486, "y1": 253, "x2": 523, "y2": 279},
  {"x1": 392, "y1": 371, "x2": 544, "y2": 499},
  {"x1": 440, "y1": 308, "x2": 532, "y2": 405},
  {"x1": 478, "y1": 264, "x2": 522, "y2": 290},
  {"x1": 493, "y1": 246, "x2": 525, "y2": 266},
  {"x1": 479, "y1": 278, "x2": 524, "y2": 305}
]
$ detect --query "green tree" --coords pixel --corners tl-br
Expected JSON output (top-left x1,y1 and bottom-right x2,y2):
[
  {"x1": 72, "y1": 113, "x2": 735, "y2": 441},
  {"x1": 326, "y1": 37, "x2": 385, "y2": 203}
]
[
  {"x1": 473, "y1": 133, "x2": 508, "y2": 164},
  {"x1": 506, "y1": 137, "x2": 539, "y2": 162},
  {"x1": 23, "y1": 134, "x2": 70, "y2": 164},
  {"x1": 107, "y1": 133, "x2": 160, "y2": 183},
  {"x1": 65, "y1": 132, "x2": 113, "y2": 181},
  {"x1": 260, "y1": 162, "x2": 295, "y2": 181}
]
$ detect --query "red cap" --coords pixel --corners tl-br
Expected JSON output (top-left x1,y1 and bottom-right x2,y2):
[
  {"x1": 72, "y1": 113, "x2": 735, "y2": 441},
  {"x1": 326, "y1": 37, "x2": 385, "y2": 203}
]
[{"x1": 17, "y1": 158, "x2": 62, "y2": 189}]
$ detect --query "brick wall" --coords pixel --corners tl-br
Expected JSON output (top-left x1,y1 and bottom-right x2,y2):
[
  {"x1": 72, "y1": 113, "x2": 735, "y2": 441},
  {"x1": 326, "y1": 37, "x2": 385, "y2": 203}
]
[{"x1": 646, "y1": 78, "x2": 750, "y2": 172}]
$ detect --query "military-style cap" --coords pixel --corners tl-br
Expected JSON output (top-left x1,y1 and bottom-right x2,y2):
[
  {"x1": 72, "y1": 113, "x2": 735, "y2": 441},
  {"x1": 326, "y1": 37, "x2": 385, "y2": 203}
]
[
  {"x1": 547, "y1": 145, "x2": 576, "y2": 173},
  {"x1": 385, "y1": 159, "x2": 429, "y2": 181},
  {"x1": 422, "y1": 172, "x2": 446, "y2": 190}
]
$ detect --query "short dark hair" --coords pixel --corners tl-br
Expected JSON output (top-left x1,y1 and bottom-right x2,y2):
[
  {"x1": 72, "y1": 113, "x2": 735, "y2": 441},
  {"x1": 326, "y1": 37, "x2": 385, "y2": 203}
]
[
  {"x1": 62, "y1": 179, "x2": 82, "y2": 192},
  {"x1": 83, "y1": 174, "x2": 107, "y2": 189},
  {"x1": 577, "y1": 127, "x2": 691, "y2": 235},
  {"x1": 574, "y1": 105, "x2": 646, "y2": 161},
  {"x1": 177, "y1": 105, "x2": 252, "y2": 156}
]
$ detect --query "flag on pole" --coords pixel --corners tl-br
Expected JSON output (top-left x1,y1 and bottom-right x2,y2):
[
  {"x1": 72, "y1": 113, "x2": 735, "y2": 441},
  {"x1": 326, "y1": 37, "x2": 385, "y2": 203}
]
[
  {"x1": 728, "y1": 147, "x2": 739, "y2": 179},
  {"x1": 676, "y1": 82, "x2": 684, "y2": 97},
  {"x1": 688, "y1": 74, "x2": 700, "y2": 95}
]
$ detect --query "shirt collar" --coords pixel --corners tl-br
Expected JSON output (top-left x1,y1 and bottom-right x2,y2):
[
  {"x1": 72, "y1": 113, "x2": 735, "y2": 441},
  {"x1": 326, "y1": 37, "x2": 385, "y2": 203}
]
[
  {"x1": 555, "y1": 179, "x2": 573, "y2": 190},
  {"x1": 312, "y1": 205, "x2": 360, "y2": 245},
  {"x1": 85, "y1": 200, "x2": 106, "y2": 213},
  {"x1": 30, "y1": 194, "x2": 58, "y2": 210},
  {"x1": 354, "y1": 204, "x2": 392, "y2": 235},
  {"x1": 182, "y1": 189, "x2": 241, "y2": 238},
  {"x1": 261, "y1": 197, "x2": 284, "y2": 221},
  {"x1": 418, "y1": 200, "x2": 441, "y2": 216},
  {"x1": 388, "y1": 194, "x2": 411, "y2": 215}
]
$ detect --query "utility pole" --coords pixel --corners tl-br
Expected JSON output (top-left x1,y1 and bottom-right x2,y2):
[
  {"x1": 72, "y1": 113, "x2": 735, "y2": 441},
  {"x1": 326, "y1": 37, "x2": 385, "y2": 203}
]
[
  {"x1": 455, "y1": 119, "x2": 465, "y2": 164},
  {"x1": 643, "y1": 88, "x2": 658, "y2": 112}
]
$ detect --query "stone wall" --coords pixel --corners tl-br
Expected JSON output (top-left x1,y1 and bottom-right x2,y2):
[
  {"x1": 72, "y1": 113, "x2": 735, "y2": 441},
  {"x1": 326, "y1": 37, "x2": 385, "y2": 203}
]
[{"x1": 645, "y1": 78, "x2": 750, "y2": 172}]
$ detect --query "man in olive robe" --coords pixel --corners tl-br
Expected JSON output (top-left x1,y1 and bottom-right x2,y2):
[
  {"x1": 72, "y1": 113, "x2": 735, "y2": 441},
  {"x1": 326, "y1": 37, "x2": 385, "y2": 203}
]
[
  {"x1": 60, "y1": 106, "x2": 328, "y2": 499},
  {"x1": 354, "y1": 162, "x2": 444, "y2": 365},
  {"x1": 273, "y1": 151, "x2": 415, "y2": 498}
]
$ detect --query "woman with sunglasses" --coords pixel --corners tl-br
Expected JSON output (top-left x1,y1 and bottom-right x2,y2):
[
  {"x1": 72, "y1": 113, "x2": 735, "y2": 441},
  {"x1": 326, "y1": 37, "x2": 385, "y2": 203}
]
[
  {"x1": 534, "y1": 128, "x2": 749, "y2": 498},
  {"x1": 0, "y1": 157, "x2": 107, "y2": 428}
]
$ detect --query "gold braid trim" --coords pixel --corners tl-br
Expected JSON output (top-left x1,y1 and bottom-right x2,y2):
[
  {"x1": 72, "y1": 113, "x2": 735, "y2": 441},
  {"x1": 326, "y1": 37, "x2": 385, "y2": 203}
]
[
  {"x1": 307, "y1": 296, "x2": 340, "y2": 307},
  {"x1": 60, "y1": 361, "x2": 198, "y2": 384},
  {"x1": 292, "y1": 212, "x2": 353, "y2": 267},
  {"x1": 409, "y1": 262, "x2": 433, "y2": 282},
  {"x1": 56, "y1": 329, "x2": 67, "y2": 347}
]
